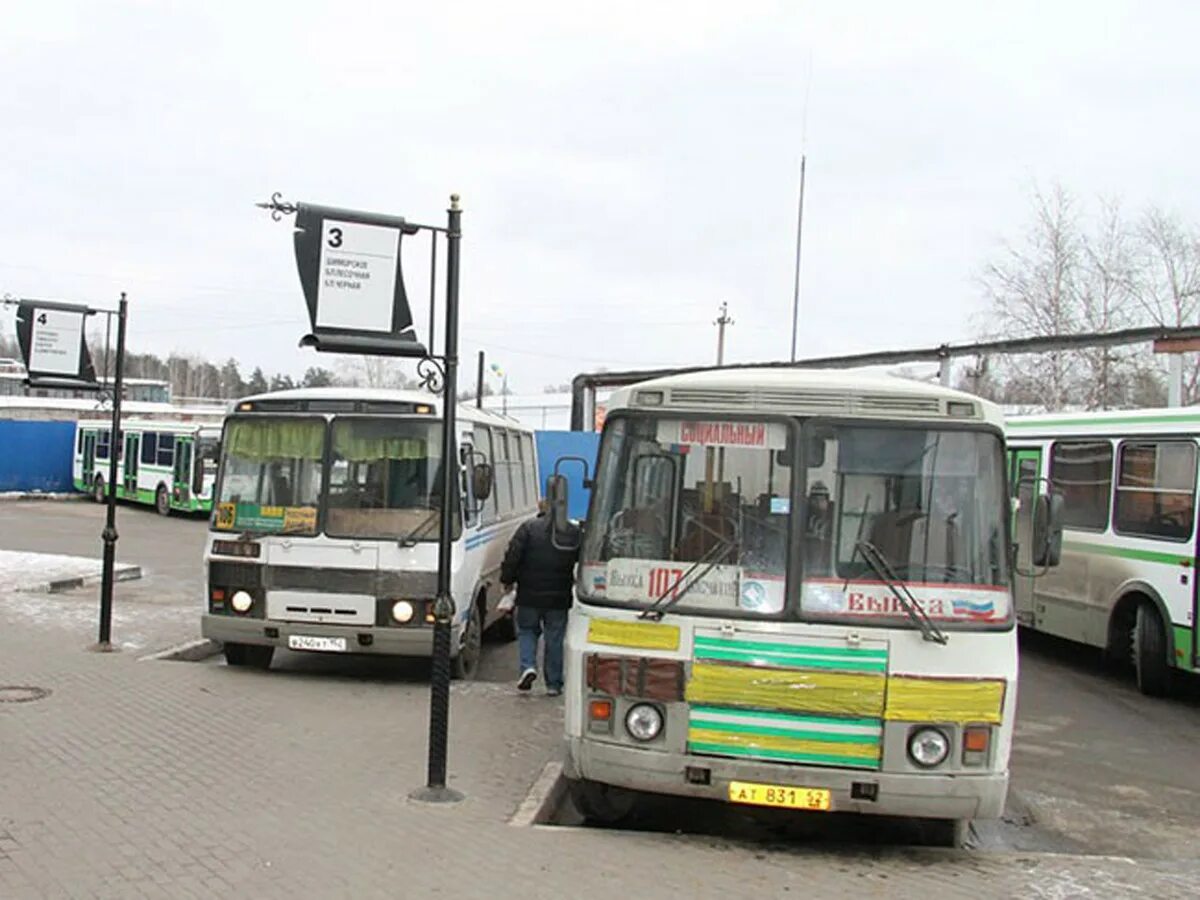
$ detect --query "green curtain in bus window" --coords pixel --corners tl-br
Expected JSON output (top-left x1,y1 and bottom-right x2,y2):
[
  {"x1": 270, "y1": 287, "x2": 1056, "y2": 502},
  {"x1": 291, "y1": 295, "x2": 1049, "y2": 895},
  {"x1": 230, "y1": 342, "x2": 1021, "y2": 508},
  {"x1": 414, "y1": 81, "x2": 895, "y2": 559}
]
[
  {"x1": 333, "y1": 421, "x2": 428, "y2": 463},
  {"x1": 226, "y1": 420, "x2": 325, "y2": 461}
]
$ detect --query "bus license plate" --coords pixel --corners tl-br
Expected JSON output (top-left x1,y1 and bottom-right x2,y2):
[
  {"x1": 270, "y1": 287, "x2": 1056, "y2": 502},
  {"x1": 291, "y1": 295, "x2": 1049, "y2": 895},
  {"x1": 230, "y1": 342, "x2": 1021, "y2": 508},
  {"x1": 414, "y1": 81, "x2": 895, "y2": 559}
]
[
  {"x1": 728, "y1": 781, "x2": 831, "y2": 811},
  {"x1": 288, "y1": 635, "x2": 347, "y2": 653}
]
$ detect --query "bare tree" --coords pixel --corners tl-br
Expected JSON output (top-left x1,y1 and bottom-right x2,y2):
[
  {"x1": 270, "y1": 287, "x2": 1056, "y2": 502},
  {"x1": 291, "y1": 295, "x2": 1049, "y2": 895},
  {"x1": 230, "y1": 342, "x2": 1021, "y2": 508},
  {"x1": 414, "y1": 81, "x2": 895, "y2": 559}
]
[
  {"x1": 981, "y1": 185, "x2": 1083, "y2": 409},
  {"x1": 1130, "y1": 208, "x2": 1200, "y2": 402}
]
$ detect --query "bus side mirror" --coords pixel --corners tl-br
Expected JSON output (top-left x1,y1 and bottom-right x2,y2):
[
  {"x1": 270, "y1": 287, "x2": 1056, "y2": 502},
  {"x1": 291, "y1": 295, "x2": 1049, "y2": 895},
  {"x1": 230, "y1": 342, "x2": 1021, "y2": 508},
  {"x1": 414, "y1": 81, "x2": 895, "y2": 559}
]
[
  {"x1": 193, "y1": 465, "x2": 204, "y2": 495},
  {"x1": 547, "y1": 474, "x2": 580, "y2": 550},
  {"x1": 1032, "y1": 492, "x2": 1064, "y2": 568},
  {"x1": 472, "y1": 462, "x2": 494, "y2": 501}
]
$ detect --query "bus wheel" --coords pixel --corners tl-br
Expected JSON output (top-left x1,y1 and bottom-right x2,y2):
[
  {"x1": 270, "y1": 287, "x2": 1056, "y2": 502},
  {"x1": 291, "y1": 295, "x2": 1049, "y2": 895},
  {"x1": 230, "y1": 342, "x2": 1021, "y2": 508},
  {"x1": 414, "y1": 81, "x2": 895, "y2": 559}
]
[
  {"x1": 92, "y1": 476, "x2": 105, "y2": 503},
  {"x1": 451, "y1": 603, "x2": 482, "y2": 680},
  {"x1": 567, "y1": 778, "x2": 636, "y2": 825},
  {"x1": 1133, "y1": 603, "x2": 1170, "y2": 697},
  {"x1": 224, "y1": 643, "x2": 274, "y2": 670},
  {"x1": 155, "y1": 486, "x2": 172, "y2": 517},
  {"x1": 929, "y1": 817, "x2": 970, "y2": 849}
]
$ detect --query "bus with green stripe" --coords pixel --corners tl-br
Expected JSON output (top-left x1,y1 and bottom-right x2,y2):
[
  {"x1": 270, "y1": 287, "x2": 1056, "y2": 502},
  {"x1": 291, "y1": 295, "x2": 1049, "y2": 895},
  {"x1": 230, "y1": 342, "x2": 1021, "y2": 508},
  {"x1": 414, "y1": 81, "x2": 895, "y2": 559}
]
[
  {"x1": 73, "y1": 418, "x2": 222, "y2": 515},
  {"x1": 1007, "y1": 407, "x2": 1200, "y2": 696},
  {"x1": 549, "y1": 368, "x2": 1061, "y2": 846}
]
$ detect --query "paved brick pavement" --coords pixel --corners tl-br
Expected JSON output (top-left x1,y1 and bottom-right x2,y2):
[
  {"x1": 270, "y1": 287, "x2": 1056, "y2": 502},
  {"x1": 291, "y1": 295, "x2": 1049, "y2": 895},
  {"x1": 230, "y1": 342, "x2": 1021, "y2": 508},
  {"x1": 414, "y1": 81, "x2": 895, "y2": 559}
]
[{"x1": 2, "y1": 606, "x2": 1197, "y2": 900}]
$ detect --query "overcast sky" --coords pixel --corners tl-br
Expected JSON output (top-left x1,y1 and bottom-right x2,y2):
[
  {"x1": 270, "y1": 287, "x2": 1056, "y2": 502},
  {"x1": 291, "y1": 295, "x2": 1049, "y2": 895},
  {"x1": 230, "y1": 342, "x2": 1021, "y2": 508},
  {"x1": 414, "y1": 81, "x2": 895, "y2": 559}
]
[{"x1": 3, "y1": 1, "x2": 1198, "y2": 392}]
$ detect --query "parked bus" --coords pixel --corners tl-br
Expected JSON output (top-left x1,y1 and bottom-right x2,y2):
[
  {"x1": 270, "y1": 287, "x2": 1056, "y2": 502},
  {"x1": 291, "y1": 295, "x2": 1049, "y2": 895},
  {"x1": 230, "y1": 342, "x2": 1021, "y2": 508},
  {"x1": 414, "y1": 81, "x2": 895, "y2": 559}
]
[
  {"x1": 545, "y1": 368, "x2": 1062, "y2": 846},
  {"x1": 201, "y1": 388, "x2": 539, "y2": 676},
  {"x1": 1006, "y1": 407, "x2": 1200, "y2": 695},
  {"x1": 73, "y1": 418, "x2": 221, "y2": 514}
]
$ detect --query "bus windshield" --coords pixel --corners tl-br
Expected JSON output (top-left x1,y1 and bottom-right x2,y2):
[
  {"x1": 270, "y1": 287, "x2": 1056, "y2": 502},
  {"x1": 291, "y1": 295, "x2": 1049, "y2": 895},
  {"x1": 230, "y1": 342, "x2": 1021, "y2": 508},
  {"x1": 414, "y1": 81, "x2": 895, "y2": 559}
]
[
  {"x1": 579, "y1": 415, "x2": 792, "y2": 616},
  {"x1": 800, "y1": 424, "x2": 1011, "y2": 627},
  {"x1": 578, "y1": 415, "x2": 1010, "y2": 627},
  {"x1": 326, "y1": 418, "x2": 457, "y2": 540},
  {"x1": 215, "y1": 418, "x2": 324, "y2": 535}
]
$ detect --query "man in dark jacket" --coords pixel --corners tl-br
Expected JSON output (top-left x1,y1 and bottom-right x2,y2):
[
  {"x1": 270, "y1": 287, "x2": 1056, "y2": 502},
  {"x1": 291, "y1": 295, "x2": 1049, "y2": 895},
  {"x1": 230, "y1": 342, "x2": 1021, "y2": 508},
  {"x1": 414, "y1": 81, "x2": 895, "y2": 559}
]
[{"x1": 500, "y1": 503, "x2": 579, "y2": 695}]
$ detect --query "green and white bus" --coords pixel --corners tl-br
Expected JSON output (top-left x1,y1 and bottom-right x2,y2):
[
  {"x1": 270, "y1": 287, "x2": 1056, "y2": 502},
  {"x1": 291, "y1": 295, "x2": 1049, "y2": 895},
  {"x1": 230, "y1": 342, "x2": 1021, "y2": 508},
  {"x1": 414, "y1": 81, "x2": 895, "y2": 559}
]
[
  {"x1": 1007, "y1": 407, "x2": 1200, "y2": 695},
  {"x1": 73, "y1": 418, "x2": 222, "y2": 515}
]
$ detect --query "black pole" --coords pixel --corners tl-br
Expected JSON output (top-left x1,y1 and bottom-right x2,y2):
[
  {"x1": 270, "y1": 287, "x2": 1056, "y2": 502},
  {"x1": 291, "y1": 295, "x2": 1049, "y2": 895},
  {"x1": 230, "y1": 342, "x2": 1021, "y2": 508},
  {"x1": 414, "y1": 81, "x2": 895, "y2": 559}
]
[
  {"x1": 414, "y1": 195, "x2": 463, "y2": 803},
  {"x1": 476, "y1": 350, "x2": 484, "y2": 409},
  {"x1": 790, "y1": 154, "x2": 806, "y2": 363},
  {"x1": 96, "y1": 293, "x2": 127, "y2": 650}
]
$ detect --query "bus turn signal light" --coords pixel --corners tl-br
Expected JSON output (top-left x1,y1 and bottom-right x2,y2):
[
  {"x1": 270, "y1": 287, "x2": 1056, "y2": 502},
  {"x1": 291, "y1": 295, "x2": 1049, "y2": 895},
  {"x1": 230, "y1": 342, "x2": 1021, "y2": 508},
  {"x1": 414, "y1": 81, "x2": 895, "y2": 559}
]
[
  {"x1": 963, "y1": 727, "x2": 989, "y2": 752},
  {"x1": 962, "y1": 726, "x2": 990, "y2": 765},
  {"x1": 588, "y1": 698, "x2": 614, "y2": 733}
]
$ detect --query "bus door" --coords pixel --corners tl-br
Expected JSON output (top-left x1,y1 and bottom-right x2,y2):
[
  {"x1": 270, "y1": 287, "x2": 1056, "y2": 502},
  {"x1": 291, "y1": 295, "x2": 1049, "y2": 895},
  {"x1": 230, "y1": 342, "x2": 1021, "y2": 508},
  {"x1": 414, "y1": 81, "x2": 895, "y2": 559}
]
[
  {"x1": 81, "y1": 431, "x2": 97, "y2": 485},
  {"x1": 123, "y1": 432, "x2": 140, "y2": 496},
  {"x1": 174, "y1": 437, "x2": 194, "y2": 507},
  {"x1": 1011, "y1": 447, "x2": 1043, "y2": 626}
]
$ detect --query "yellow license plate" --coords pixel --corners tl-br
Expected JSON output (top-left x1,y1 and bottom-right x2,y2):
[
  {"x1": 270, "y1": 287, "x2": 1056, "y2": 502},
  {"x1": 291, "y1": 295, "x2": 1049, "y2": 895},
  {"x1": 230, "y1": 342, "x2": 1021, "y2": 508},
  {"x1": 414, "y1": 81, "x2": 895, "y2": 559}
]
[{"x1": 728, "y1": 780, "x2": 831, "y2": 811}]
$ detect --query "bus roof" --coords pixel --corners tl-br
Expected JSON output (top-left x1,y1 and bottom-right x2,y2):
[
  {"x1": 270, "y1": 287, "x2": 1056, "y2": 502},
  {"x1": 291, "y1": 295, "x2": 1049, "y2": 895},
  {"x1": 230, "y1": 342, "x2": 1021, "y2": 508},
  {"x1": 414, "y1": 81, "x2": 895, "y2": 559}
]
[
  {"x1": 231, "y1": 387, "x2": 531, "y2": 430},
  {"x1": 1006, "y1": 406, "x2": 1200, "y2": 438},
  {"x1": 605, "y1": 367, "x2": 1002, "y2": 427},
  {"x1": 76, "y1": 418, "x2": 222, "y2": 435}
]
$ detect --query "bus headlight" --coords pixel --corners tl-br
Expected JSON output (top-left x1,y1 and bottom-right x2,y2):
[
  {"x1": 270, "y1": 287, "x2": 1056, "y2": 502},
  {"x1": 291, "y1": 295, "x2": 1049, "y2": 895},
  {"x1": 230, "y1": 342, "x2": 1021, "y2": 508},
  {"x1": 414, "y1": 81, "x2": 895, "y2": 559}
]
[
  {"x1": 625, "y1": 704, "x2": 664, "y2": 742},
  {"x1": 908, "y1": 727, "x2": 950, "y2": 768},
  {"x1": 230, "y1": 590, "x2": 253, "y2": 614},
  {"x1": 391, "y1": 600, "x2": 415, "y2": 624}
]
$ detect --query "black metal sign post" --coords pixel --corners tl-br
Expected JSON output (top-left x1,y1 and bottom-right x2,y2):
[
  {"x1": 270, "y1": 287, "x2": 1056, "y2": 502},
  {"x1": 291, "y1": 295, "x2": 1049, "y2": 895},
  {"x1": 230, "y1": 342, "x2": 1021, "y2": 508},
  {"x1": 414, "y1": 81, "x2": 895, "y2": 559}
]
[
  {"x1": 4, "y1": 293, "x2": 125, "y2": 649},
  {"x1": 97, "y1": 294, "x2": 129, "y2": 649},
  {"x1": 259, "y1": 192, "x2": 464, "y2": 803}
]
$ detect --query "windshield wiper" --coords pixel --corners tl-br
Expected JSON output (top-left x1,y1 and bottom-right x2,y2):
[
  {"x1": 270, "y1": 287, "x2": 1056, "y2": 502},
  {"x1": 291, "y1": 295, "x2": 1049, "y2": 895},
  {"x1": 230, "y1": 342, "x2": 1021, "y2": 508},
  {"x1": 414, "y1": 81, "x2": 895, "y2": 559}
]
[
  {"x1": 855, "y1": 539, "x2": 948, "y2": 645},
  {"x1": 640, "y1": 515, "x2": 738, "y2": 621},
  {"x1": 398, "y1": 509, "x2": 441, "y2": 548}
]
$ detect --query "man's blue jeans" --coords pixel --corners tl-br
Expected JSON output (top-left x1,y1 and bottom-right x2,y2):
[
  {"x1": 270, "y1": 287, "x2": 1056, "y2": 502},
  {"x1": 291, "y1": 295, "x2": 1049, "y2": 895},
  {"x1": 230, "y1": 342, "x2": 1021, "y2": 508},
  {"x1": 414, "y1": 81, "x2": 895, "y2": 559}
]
[{"x1": 517, "y1": 606, "x2": 569, "y2": 690}]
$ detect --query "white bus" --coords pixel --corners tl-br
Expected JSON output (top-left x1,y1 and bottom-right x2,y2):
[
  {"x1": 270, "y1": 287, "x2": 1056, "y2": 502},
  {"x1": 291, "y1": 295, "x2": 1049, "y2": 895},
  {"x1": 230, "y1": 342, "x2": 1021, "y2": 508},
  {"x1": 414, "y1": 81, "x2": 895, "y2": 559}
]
[
  {"x1": 1006, "y1": 407, "x2": 1200, "y2": 695},
  {"x1": 546, "y1": 368, "x2": 1061, "y2": 846},
  {"x1": 73, "y1": 418, "x2": 222, "y2": 514},
  {"x1": 201, "y1": 387, "x2": 540, "y2": 676}
]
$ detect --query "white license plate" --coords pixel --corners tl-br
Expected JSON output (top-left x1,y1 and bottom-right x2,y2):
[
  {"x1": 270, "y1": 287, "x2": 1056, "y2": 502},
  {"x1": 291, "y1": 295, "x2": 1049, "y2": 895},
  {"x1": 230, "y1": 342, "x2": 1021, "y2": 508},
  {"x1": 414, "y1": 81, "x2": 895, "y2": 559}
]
[{"x1": 287, "y1": 635, "x2": 347, "y2": 653}]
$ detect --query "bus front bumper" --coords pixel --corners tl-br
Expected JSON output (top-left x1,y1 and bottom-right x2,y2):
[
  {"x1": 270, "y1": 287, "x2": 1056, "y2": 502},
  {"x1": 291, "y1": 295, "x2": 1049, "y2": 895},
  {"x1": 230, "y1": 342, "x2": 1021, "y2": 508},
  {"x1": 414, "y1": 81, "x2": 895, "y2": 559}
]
[
  {"x1": 201, "y1": 614, "x2": 437, "y2": 657},
  {"x1": 564, "y1": 736, "x2": 1008, "y2": 820}
]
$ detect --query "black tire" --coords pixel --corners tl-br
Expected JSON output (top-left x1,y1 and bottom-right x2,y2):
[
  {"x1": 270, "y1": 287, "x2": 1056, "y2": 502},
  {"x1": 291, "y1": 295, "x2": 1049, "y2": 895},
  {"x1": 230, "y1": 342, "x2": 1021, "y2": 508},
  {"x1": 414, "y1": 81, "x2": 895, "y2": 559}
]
[
  {"x1": 1134, "y1": 603, "x2": 1171, "y2": 697},
  {"x1": 92, "y1": 476, "x2": 106, "y2": 503},
  {"x1": 451, "y1": 602, "x2": 482, "y2": 680},
  {"x1": 488, "y1": 610, "x2": 518, "y2": 643},
  {"x1": 155, "y1": 485, "x2": 171, "y2": 517},
  {"x1": 567, "y1": 778, "x2": 637, "y2": 825},
  {"x1": 928, "y1": 817, "x2": 971, "y2": 849},
  {"x1": 223, "y1": 642, "x2": 274, "y2": 670}
]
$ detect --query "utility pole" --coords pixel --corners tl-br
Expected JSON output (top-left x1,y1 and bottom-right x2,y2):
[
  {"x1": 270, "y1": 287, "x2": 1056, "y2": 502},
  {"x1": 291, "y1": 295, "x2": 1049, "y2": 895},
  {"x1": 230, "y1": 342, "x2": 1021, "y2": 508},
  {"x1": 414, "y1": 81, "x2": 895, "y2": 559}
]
[
  {"x1": 790, "y1": 154, "x2": 806, "y2": 363},
  {"x1": 715, "y1": 302, "x2": 734, "y2": 365}
]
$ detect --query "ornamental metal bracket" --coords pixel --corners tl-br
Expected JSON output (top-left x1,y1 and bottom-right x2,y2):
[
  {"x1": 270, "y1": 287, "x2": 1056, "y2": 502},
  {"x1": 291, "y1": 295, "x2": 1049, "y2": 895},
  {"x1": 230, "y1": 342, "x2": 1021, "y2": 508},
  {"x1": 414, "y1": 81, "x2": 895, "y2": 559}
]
[
  {"x1": 417, "y1": 356, "x2": 445, "y2": 394},
  {"x1": 255, "y1": 192, "x2": 297, "y2": 222}
]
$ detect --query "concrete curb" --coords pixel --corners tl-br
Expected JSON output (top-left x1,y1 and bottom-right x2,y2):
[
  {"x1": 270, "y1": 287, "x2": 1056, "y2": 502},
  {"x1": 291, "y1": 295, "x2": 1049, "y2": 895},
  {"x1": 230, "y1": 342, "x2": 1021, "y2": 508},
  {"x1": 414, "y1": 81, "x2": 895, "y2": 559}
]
[
  {"x1": 139, "y1": 638, "x2": 223, "y2": 663},
  {"x1": 509, "y1": 761, "x2": 568, "y2": 827},
  {"x1": 41, "y1": 565, "x2": 142, "y2": 595}
]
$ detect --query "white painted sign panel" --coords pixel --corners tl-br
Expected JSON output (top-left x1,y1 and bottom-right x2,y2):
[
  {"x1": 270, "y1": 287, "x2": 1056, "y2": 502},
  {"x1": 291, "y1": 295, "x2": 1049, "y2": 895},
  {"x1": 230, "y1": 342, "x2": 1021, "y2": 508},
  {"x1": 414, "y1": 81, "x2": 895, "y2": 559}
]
[
  {"x1": 315, "y1": 219, "x2": 401, "y2": 332},
  {"x1": 28, "y1": 308, "x2": 85, "y2": 376}
]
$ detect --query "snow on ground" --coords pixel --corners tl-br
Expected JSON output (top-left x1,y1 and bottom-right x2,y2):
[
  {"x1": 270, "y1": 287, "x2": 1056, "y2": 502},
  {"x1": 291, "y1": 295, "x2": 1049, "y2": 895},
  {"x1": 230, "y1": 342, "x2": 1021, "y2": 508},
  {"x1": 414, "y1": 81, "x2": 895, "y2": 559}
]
[{"x1": 0, "y1": 549, "x2": 137, "y2": 592}]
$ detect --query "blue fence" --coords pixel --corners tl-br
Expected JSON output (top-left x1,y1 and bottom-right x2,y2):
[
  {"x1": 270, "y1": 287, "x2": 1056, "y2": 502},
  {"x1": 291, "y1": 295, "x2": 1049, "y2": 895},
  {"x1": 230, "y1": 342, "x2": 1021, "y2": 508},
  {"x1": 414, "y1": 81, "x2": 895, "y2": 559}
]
[
  {"x1": 0, "y1": 420, "x2": 76, "y2": 492},
  {"x1": 534, "y1": 430, "x2": 600, "y2": 521}
]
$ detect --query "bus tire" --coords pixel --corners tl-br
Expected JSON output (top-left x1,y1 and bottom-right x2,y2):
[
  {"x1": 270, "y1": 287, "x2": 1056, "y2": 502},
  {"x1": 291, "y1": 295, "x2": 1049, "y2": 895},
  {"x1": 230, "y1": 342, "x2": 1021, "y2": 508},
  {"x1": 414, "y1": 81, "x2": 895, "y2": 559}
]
[
  {"x1": 451, "y1": 603, "x2": 482, "y2": 680},
  {"x1": 155, "y1": 485, "x2": 171, "y2": 517},
  {"x1": 567, "y1": 778, "x2": 636, "y2": 825},
  {"x1": 92, "y1": 476, "x2": 106, "y2": 503},
  {"x1": 929, "y1": 817, "x2": 970, "y2": 849},
  {"x1": 488, "y1": 607, "x2": 517, "y2": 642},
  {"x1": 224, "y1": 642, "x2": 274, "y2": 670},
  {"x1": 1134, "y1": 602, "x2": 1170, "y2": 697}
]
